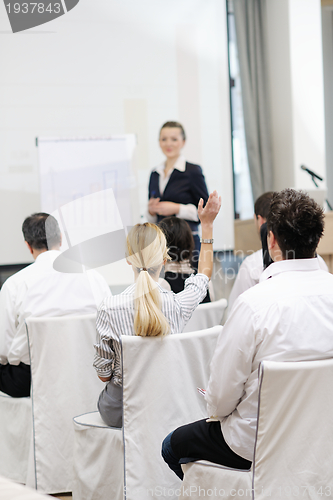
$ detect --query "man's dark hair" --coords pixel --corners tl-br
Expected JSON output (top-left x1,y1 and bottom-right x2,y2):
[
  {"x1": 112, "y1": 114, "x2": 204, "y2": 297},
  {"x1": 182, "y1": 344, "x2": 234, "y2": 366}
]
[
  {"x1": 266, "y1": 189, "x2": 324, "y2": 259},
  {"x1": 254, "y1": 192, "x2": 274, "y2": 220},
  {"x1": 22, "y1": 213, "x2": 61, "y2": 250},
  {"x1": 159, "y1": 217, "x2": 194, "y2": 262}
]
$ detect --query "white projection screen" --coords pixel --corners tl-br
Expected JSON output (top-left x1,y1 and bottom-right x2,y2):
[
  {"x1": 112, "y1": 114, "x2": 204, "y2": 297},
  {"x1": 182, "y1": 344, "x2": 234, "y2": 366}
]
[
  {"x1": 38, "y1": 136, "x2": 138, "y2": 227},
  {"x1": 37, "y1": 136, "x2": 139, "y2": 286}
]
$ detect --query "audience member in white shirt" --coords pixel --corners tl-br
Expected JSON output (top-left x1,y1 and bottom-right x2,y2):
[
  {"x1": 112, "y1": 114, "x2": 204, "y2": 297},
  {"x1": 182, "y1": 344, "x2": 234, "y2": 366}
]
[
  {"x1": 228, "y1": 191, "x2": 328, "y2": 313},
  {"x1": 0, "y1": 213, "x2": 111, "y2": 397},
  {"x1": 162, "y1": 188, "x2": 333, "y2": 479}
]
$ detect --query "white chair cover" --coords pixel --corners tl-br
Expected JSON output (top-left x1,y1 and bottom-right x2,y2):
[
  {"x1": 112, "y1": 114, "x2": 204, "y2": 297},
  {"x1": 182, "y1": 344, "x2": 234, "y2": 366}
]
[
  {"x1": 0, "y1": 393, "x2": 32, "y2": 483},
  {"x1": 182, "y1": 298, "x2": 227, "y2": 333},
  {"x1": 0, "y1": 476, "x2": 50, "y2": 500},
  {"x1": 122, "y1": 326, "x2": 222, "y2": 500},
  {"x1": 253, "y1": 358, "x2": 333, "y2": 499},
  {"x1": 179, "y1": 461, "x2": 251, "y2": 500},
  {"x1": 72, "y1": 411, "x2": 123, "y2": 500},
  {"x1": 25, "y1": 314, "x2": 104, "y2": 494},
  {"x1": 180, "y1": 358, "x2": 333, "y2": 500}
]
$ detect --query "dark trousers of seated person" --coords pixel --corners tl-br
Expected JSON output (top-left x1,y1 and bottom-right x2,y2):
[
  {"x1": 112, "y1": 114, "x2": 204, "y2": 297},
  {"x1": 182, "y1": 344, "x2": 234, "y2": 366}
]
[
  {"x1": 162, "y1": 419, "x2": 251, "y2": 480},
  {"x1": 0, "y1": 362, "x2": 31, "y2": 397}
]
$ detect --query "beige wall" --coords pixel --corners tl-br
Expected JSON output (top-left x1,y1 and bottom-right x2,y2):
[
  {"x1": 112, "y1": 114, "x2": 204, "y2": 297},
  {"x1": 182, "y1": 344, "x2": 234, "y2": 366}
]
[{"x1": 0, "y1": 0, "x2": 233, "y2": 268}]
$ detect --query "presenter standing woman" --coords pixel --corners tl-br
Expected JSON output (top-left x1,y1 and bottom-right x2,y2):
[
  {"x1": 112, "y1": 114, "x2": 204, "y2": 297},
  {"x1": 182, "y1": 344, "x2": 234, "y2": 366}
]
[{"x1": 147, "y1": 121, "x2": 209, "y2": 267}]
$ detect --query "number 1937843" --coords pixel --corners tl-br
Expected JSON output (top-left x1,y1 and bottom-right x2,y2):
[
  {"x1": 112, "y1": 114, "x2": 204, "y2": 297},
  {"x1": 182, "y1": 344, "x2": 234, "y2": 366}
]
[{"x1": 6, "y1": 3, "x2": 61, "y2": 14}]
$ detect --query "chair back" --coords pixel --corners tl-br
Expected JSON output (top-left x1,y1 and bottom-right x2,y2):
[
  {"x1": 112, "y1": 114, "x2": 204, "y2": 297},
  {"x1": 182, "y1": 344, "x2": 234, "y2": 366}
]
[
  {"x1": 26, "y1": 314, "x2": 104, "y2": 494},
  {"x1": 122, "y1": 325, "x2": 222, "y2": 500},
  {"x1": 182, "y1": 298, "x2": 227, "y2": 333},
  {"x1": 253, "y1": 359, "x2": 333, "y2": 499}
]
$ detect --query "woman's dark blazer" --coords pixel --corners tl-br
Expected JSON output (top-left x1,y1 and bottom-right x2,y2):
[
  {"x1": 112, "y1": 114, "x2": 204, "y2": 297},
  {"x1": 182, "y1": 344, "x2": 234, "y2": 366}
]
[{"x1": 148, "y1": 162, "x2": 209, "y2": 232}]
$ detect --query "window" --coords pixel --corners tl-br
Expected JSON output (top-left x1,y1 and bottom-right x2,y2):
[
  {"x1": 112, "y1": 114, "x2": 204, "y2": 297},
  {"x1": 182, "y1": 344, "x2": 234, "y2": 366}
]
[{"x1": 227, "y1": 0, "x2": 254, "y2": 220}]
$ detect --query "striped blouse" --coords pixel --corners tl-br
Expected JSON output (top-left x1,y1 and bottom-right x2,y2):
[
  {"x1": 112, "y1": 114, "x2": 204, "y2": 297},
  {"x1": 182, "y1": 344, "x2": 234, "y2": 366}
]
[{"x1": 93, "y1": 273, "x2": 209, "y2": 386}]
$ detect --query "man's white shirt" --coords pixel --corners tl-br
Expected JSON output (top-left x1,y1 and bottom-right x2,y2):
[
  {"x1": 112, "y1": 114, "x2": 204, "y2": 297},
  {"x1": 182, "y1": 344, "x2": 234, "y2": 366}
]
[
  {"x1": 228, "y1": 249, "x2": 263, "y2": 312},
  {"x1": 228, "y1": 249, "x2": 329, "y2": 313},
  {"x1": 206, "y1": 258, "x2": 333, "y2": 461},
  {"x1": 0, "y1": 250, "x2": 111, "y2": 365}
]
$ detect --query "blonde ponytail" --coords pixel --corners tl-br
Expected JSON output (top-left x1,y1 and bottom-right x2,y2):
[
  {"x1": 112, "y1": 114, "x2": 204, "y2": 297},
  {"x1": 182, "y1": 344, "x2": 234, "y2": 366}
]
[{"x1": 126, "y1": 223, "x2": 171, "y2": 337}]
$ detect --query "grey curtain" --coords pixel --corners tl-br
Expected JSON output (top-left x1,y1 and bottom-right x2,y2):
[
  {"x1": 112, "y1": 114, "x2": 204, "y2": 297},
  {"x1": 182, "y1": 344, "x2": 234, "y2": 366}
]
[{"x1": 233, "y1": 0, "x2": 273, "y2": 200}]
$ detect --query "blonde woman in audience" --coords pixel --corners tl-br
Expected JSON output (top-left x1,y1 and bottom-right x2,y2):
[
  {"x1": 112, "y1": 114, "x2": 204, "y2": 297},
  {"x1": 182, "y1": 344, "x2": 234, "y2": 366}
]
[{"x1": 93, "y1": 191, "x2": 221, "y2": 427}]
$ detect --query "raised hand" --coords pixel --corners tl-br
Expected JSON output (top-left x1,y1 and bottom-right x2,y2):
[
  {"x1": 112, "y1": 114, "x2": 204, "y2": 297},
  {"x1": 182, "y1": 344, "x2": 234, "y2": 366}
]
[
  {"x1": 197, "y1": 191, "x2": 221, "y2": 278},
  {"x1": 198, "y1": 191, "x2": 221, "y2": 226}
]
